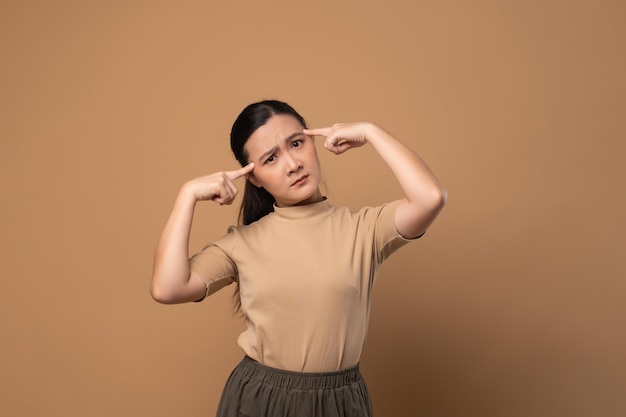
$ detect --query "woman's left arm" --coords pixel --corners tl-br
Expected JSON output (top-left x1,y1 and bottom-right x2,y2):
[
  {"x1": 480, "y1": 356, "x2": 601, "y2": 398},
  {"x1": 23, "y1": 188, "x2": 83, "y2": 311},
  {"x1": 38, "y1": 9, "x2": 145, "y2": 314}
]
[{"x1": 304, "y1": 123, "x2": 447, "y2": 239}]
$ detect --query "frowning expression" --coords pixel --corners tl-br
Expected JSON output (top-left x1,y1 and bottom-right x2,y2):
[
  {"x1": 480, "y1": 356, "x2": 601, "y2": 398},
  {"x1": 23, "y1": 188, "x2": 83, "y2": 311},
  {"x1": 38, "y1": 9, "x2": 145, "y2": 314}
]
[{"x1": 244, "y1": 114, "x2": 322, "y2": 207}]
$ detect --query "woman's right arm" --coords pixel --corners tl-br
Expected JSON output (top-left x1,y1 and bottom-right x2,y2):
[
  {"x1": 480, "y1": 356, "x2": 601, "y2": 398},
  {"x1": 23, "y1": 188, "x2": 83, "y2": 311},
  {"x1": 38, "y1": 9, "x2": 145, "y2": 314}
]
[{"x1": 150, "y1": 164, "x2": 254, "y2": 304}]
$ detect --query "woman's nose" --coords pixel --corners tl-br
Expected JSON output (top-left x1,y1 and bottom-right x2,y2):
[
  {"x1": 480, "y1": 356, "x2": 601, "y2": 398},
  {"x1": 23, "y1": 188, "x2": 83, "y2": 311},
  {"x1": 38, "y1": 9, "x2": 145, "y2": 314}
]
[{"x1": 285, "y1": 152, "x2": 302, "y2": 174}]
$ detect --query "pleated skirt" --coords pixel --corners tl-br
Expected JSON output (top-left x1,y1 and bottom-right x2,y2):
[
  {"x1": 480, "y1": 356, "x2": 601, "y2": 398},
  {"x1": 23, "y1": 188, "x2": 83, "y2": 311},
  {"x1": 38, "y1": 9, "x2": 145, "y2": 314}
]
[{"x1": 216, "y1": 356, "x2": 373, "y2": 417}]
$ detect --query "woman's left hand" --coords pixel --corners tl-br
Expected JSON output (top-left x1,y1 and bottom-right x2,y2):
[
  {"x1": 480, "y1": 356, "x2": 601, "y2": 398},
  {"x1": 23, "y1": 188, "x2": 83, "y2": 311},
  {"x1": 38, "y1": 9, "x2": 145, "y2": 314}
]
[
  {"x1": 309, "y1": 120, "x2": 447, "y2": 239},
  {"x1": 303, "y1": 123, "x2": 374, "y2": 155}
]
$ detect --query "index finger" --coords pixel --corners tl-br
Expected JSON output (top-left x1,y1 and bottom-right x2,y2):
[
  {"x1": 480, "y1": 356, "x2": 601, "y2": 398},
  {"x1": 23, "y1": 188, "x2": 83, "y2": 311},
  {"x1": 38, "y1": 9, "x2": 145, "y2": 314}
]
[
  {"x1": 303, "y1": 127, "x2": 332, "y2": 137},
  {"x1": 226, "y1": 162, "x2": 255, "y2": 180}
]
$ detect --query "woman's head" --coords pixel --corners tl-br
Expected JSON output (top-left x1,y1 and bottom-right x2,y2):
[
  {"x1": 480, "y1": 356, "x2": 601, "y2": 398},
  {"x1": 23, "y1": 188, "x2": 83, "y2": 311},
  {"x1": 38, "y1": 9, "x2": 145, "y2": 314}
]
[
  {"x1": 231, "y1": 100, "x2": 307, "y2": 166},
  {"x1": 230, "y1": 100, "x2": 322, "y2": 225}
]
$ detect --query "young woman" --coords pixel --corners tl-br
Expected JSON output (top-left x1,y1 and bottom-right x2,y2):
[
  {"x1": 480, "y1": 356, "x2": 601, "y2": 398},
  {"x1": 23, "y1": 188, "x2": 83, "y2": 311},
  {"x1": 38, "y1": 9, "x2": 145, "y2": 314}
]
[{"x1": 151, "y1": 100, "x2": 447, "y2": 417}]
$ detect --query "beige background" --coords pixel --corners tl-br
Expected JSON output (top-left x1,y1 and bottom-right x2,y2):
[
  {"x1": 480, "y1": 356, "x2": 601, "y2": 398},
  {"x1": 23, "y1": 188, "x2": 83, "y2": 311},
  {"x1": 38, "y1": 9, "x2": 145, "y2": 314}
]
[{"x1": 1, "y1": 1, "x2": 624, "y2": 416}]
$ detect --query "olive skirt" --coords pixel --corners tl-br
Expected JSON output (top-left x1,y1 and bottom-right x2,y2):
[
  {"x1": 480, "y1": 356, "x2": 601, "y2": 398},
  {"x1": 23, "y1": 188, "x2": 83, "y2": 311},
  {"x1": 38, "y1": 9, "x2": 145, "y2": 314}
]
[{"x1": 215, "y1": 356, "x2": 373, "y2": 417}]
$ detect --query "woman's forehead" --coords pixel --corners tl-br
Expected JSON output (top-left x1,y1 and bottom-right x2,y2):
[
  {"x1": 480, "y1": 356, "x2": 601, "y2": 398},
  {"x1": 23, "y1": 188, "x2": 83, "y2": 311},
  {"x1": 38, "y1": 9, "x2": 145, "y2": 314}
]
[{"x1": 245, "y1": 115, "x2": 305, "y2": 153}]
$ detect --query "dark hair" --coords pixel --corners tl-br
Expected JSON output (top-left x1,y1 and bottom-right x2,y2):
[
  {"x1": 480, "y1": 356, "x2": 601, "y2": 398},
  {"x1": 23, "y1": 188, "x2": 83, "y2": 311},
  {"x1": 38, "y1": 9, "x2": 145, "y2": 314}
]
[{"x1": 230, "y1": 99, "x2": 307, "y2": 225}]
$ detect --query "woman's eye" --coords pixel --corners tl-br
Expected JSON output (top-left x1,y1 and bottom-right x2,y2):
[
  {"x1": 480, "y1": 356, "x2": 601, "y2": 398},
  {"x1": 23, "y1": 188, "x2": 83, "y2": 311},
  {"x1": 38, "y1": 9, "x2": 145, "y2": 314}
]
[
  {"x1": 265, "y1": 155, "x2": 275, "y2": 164},
  {"x1": 292, "y1": 140, "x2": 302, "y2": 148}
]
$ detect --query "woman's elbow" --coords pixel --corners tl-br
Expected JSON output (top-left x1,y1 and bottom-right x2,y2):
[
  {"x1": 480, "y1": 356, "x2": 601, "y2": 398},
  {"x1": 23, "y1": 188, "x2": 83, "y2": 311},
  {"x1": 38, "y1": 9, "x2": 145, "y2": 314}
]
[
  {"x1": 150, "y1": 273, "x2": 204, "y2": 304},
  {"x1": 437, "y1": 186, "x2": 448, "y2": 208},
  {"x1": 425, "y1": 185, "x2": 447, "y2": 213},
  {"x1": 150, "y1": 279, "x2": 181, "y2": 304},
  {"x1": 150, "y1": 285, "x2": 173, "y2": 304}
]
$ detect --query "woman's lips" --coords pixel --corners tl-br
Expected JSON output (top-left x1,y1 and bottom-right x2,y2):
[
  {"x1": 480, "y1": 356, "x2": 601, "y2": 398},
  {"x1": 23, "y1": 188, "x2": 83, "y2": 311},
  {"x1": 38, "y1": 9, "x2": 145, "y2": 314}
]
[{"x1": 291, "y1": 175, "x2": 308, "y2": 186}]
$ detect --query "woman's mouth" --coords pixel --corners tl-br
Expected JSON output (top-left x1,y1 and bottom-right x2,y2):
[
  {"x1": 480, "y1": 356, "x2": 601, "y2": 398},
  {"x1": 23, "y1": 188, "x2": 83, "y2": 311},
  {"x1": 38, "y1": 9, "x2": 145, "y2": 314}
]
[{"x1": 291, "y1": 175, "x2": 308, "y2": 186}]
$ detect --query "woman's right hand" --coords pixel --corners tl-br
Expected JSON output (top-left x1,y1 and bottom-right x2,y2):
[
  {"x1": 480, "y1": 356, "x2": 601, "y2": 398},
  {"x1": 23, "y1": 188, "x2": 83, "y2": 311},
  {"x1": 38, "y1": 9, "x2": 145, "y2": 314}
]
[{"x1": 183, "y1": 163, "x2": 254, "y2": 205}]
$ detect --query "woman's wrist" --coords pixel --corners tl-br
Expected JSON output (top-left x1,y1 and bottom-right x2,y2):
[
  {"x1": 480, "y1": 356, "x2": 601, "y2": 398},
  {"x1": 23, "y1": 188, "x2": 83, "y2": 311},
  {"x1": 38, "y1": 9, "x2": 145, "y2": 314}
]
[
  {"x1": 179, "y1": 181, "x2": 200, "y2": 205},
  {"x1": 363, "y1": 122, "x2": 392, "y2": 147}
]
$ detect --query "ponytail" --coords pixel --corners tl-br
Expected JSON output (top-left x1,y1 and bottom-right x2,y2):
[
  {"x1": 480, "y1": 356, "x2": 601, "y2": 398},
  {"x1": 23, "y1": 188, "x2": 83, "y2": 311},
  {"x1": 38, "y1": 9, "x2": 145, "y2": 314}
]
[{"x1": 238, "y1": 181, "x2": 275, "y2": 225}]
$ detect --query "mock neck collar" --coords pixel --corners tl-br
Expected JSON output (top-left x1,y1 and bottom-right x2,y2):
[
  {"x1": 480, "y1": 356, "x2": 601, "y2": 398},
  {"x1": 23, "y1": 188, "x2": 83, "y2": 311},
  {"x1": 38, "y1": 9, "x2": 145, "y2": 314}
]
[{"x1": 270, "y1": 197, "x2": 333, "y2": 221}]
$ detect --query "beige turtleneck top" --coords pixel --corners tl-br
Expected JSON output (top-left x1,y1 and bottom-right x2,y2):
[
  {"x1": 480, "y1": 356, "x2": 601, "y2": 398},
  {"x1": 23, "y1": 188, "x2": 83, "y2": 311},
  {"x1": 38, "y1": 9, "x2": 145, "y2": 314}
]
[{"x1": 190, "y1": 199, "x2": 411, "y2": 372}]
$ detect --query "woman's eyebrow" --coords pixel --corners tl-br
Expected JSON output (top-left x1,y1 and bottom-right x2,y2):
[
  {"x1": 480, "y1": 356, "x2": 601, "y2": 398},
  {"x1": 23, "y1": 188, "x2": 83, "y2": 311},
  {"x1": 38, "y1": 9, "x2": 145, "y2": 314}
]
[
  {"x1": 284, "y1": 132, "x2": 305, "y2": 142},
  {"x1": 258, "y1": 146, "x2": 279, "y2": 162},
  {"x1": 257, "y1": 132, "x2": 305, "y2": 162}
]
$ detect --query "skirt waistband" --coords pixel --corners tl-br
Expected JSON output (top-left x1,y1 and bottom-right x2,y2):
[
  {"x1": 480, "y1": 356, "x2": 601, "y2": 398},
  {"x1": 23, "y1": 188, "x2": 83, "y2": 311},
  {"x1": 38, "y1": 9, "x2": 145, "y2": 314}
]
[{"x1": 236, "y1": 356, "x2": 363, "y2": 390}]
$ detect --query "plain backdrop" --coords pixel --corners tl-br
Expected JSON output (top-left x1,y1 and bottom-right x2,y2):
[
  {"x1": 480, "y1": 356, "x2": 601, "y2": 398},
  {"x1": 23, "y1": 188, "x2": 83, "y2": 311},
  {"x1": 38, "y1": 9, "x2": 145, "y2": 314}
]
[{"x1": 1, "y1": 1, "x2": 624, "y2": 416}]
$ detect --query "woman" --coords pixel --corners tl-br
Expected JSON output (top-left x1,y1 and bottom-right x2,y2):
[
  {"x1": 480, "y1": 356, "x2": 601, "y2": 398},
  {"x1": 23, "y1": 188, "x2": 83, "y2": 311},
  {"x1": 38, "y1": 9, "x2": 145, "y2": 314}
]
[{"x1": 151, "y1": 100, "x2": 447, "y2": 416}]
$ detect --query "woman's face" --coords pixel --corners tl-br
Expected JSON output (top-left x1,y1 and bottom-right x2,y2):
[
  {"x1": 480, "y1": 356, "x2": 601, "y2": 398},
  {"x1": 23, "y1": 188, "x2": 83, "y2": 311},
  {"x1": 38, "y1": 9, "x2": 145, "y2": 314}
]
[{"x1": 244, "y1": 114, "x2": 323, "y2": 207}]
